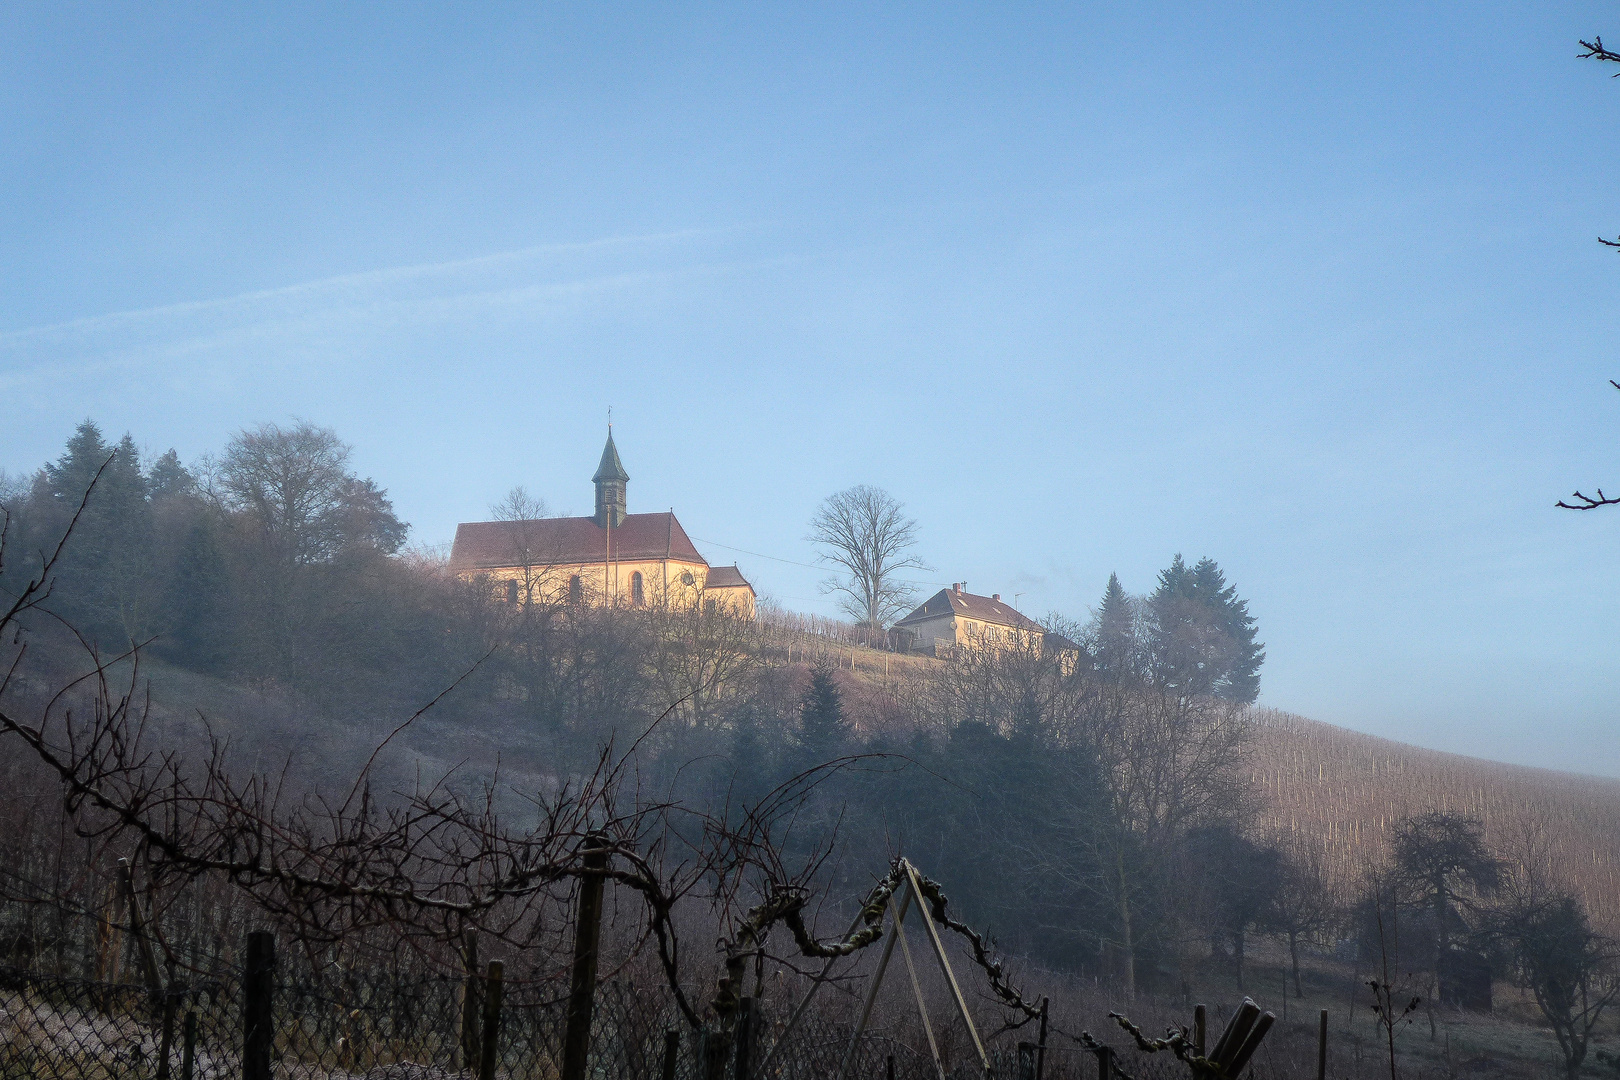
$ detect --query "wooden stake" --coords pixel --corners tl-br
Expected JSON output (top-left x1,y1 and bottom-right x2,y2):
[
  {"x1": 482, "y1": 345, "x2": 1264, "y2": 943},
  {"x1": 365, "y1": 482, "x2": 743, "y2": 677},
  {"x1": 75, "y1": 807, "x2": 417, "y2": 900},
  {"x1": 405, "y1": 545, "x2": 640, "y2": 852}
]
[
  {"x1": 835, "y1": 882, "x2": 914, "y2": 1080},
  {"x1": 460, "y1": 928, "x2": 481, "y2": 1071},
  {"x1": 561, "y1": 837, "x2": 609, "y2": 1080},
  {"x1": 118, "y1": 859, "x2": 163, "y2": 1001},
  {"x1": 902, "y1": 861, "x2": 989, "y2": 1072},
  {"x1": 893, "y1": 889, "x2": 946, "y2": 1080}
]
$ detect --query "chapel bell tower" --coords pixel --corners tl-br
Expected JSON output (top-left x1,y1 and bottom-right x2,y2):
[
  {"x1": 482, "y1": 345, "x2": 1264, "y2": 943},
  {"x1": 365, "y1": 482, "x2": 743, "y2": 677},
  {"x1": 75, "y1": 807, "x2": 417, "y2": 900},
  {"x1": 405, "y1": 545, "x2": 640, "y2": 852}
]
[{"x1": 593, "y1": 431, "x2": 628, "y2": 528}]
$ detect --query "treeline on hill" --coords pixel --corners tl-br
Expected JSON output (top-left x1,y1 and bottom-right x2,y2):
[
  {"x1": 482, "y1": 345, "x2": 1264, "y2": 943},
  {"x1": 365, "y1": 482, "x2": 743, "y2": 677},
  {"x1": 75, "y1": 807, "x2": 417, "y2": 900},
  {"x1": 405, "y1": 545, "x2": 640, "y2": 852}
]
[
  {"x1": 2, "y1": 420, "x2": 1615, "y2": 1077},
  {"x1": 0, "y1": 419, "x2": 492, "y2": 710}
]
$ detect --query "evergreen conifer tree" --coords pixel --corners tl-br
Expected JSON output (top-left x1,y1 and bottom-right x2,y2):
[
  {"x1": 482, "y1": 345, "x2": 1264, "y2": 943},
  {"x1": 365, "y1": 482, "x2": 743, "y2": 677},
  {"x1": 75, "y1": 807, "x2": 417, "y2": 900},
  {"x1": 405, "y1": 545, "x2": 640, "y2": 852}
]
[
  {"x1": 37, "y1": 421, "x2": 156, "y2": 644},
  {"x1": 1094, "y1": 572, "x2": 1137, "y2": 681},
  {"x1": 146, "y1": 449, "x2": 195, "y2": 500},
  {"x1": 1147, "y1": 554, "x2": 1264, "y2": 704},
  {"x1": 797, "y1": 658, "x2": 849, "y2": 758}
]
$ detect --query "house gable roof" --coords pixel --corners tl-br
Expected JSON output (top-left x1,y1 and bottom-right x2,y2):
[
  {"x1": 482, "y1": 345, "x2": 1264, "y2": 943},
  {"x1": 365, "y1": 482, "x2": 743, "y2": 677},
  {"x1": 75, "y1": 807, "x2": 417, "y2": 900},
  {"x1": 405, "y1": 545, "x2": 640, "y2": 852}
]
[
  {"x1": 894, "y1": 588, "x2": 1044, "y2": 633},
  {"x1": 449, "y1": 512, "x2": 704, "y2": 572},
  {"x1": 703, "y1": 565, "x2": 752, "y2": 591}
]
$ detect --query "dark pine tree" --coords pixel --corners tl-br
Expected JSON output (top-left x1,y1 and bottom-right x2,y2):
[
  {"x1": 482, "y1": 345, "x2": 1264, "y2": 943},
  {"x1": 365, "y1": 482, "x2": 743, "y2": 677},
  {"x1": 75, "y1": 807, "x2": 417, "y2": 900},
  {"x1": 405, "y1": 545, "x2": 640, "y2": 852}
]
[
  {"x1": 1094, "y1": 572, "x2": 1136, "y2": 681},
  {"x1": 37, "y1": 421, "x2": 155, "y2": 645},
  {"x1": 797, "y1": 658, "x2": 849, "y2": 759},
  {"x1": 1147, "y1": 554, "x2": 1264, "y2": 705}
]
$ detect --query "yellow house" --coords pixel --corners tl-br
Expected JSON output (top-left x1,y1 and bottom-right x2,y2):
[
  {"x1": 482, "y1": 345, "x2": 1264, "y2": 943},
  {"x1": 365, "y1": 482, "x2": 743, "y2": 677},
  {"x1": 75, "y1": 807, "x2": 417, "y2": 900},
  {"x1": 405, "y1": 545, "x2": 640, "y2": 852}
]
[
  {"x1": 448, "y1": 433, "x2": 756, "y2": 617},
  {"x1": 892, "y1": 583, "x2": 1044, "y2": 657}
]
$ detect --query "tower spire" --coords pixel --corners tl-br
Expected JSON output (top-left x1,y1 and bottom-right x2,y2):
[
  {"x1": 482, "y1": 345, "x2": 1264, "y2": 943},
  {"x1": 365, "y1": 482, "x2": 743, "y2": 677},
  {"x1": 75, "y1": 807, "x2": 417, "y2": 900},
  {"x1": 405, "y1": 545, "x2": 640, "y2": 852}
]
[{"x1": 593, "y1": 428, "x2": 628, "y2": 528}]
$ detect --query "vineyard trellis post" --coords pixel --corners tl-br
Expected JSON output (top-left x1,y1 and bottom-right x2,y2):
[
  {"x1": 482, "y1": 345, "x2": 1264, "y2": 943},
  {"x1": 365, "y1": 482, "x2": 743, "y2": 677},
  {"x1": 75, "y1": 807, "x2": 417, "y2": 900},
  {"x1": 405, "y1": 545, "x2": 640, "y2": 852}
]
[
  {"x1": 1317, "y1": 1009, "x2": 1329, "y2": 1080},
  {"x1": 242, "y1": 930, "x2": 276, "y2": 1080},
  {"x1": 478, "y1": 959, "x2": 504, "y2": 1080},
  {"x1": 119, "y1": 857, "x2": 163, "y2": 1003},
  {"x1": 661, "y1": 1028, "x2": 680, "y2": 1080},
  {"x1": 1036, "y1": 996, "x2": 1049, "y2": 1080},
  {"x1": 561, "y1": 833, "x2": 609, "y2": 1080},
  {"x1": 156, "y1": 959, "x2": 180, "y2": 1080},
  {"x1": 460, "y1": 927, "x2": 482, "y2": 1071},
  {"x1": 181, "y1": 1009, "x2": 197, "y2": 1080}
]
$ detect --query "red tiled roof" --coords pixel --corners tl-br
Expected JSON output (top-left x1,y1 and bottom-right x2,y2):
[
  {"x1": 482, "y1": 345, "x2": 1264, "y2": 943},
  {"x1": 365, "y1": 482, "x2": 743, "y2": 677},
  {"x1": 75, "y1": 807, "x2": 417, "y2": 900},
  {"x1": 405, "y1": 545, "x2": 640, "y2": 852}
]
[
  {"x1": 449, "y1": 513, "x2": 706, "y2": 573},
  {"x1": 894, "y1": 588, "x2": 1043, "y2": 633},
  {"x1": 703, "y1": 565, "x2": 752, "y2": 590}
]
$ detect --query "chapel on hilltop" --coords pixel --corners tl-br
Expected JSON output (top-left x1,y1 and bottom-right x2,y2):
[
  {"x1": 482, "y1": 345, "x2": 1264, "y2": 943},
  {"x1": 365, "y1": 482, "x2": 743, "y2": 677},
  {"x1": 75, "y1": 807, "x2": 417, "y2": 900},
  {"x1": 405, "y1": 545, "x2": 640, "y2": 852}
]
[{"x1": 448, "y1": 432, "x2": 755, "y2": 616}]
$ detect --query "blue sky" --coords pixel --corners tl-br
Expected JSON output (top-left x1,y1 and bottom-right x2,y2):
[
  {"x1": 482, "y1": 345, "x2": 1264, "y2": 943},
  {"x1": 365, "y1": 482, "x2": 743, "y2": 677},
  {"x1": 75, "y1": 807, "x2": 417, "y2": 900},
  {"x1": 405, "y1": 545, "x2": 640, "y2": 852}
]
[{"x1": 4, "y1": 4, "x2": 1619, "y2": 774}]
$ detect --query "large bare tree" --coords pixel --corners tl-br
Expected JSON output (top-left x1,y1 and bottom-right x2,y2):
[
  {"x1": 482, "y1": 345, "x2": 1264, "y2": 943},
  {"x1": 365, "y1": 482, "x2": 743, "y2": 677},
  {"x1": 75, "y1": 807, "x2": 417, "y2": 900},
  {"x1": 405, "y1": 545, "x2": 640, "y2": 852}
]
[
  {"x1": 1557, "y1": 40, "x2": 1620, "y2": 510},
  {"x1": 489, "y1": 485, "x2": 556, "y2": 603},
  {"x1": 806, "y1": 484, "x2": 928, "y2": 635},
  {"x1": 219, "y1": 420, "x2": 406, "y2": 565}
]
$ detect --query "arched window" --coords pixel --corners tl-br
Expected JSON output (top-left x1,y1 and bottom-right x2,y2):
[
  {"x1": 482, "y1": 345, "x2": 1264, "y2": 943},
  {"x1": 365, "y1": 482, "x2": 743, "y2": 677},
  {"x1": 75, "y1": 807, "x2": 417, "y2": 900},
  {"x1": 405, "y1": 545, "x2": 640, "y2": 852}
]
[
  {"x1": 505, "y1": 579, "x2": 519, "y2": 604},
  {"x1": 568, "y1": 575, "x2": 583, "y2": 604},
  {"x1": 631, "y1": 572, "x2": 645, "y2": 606}
]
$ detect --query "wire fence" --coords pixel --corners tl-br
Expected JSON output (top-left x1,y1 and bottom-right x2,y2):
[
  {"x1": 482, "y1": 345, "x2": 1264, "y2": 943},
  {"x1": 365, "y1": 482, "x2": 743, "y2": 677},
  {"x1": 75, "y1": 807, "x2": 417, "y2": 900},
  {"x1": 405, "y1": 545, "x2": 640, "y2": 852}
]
[{"x1": 0, "y1": 952, "x2": 1086, "y2": 1080}]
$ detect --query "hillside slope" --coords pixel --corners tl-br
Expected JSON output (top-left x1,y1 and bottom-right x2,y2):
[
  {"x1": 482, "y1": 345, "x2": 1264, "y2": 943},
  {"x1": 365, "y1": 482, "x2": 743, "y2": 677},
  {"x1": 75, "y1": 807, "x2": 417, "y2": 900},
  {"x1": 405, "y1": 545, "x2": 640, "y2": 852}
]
[{"x1": 1249, "y1": 708, "x2": 1620, "y2": 931}]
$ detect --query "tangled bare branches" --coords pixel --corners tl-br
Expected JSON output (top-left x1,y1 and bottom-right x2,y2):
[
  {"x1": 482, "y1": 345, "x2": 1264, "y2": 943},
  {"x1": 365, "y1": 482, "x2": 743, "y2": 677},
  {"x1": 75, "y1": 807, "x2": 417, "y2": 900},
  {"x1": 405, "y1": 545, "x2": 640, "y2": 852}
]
[{"x1": 0, "y1": 491, "x2": 887, "y2": 1031}]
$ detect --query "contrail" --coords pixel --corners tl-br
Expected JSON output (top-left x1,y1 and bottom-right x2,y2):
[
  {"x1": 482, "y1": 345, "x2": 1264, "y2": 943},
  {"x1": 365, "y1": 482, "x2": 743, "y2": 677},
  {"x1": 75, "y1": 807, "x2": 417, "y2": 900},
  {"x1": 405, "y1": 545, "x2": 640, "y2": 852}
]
[{"x1": 0, "y1": 228, "x2": 714, "y2": 347}]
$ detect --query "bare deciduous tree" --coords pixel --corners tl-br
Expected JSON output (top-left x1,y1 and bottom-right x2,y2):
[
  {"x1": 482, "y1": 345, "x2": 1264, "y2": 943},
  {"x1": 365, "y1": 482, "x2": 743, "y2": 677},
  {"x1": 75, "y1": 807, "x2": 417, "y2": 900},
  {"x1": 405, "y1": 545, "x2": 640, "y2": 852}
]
[
  {"x1": 807, "y1": 484, "x2": 928, "y2": 636},
  {"x1": 220, "y1": 420, "x2": 407, "y2": 565},
  {"x1": 489, "y1": 485, "x2": 558, "y2": 603},
  {"x1": 1556, "y1": 40, "x2": 1620, "y2": 511}
]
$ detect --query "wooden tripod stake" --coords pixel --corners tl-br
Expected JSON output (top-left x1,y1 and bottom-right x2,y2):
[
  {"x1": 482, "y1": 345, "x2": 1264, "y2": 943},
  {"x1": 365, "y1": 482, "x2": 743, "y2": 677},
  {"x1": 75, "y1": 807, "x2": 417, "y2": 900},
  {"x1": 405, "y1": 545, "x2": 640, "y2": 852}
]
[{"x1": 831, "y1": 859, "x2": 992, "y2": 1080}]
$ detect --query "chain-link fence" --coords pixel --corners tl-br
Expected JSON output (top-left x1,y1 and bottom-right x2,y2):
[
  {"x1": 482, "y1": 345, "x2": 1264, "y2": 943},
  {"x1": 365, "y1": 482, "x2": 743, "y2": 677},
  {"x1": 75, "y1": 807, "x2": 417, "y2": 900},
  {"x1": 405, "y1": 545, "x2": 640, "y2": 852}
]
[{"x1": 2, "y1": 953, "x2": 1104, "y2": 1080}]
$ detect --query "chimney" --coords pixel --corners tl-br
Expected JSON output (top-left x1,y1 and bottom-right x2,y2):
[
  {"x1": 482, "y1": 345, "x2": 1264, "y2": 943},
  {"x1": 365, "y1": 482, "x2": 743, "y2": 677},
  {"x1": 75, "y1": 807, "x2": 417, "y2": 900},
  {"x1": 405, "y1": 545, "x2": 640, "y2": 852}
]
[
  {"x1": 953, "y1": 583, "x2": 963, "y2": 594},
  {"x1": 993, "y1": 593, "x2": 1000, "y2": 602}
]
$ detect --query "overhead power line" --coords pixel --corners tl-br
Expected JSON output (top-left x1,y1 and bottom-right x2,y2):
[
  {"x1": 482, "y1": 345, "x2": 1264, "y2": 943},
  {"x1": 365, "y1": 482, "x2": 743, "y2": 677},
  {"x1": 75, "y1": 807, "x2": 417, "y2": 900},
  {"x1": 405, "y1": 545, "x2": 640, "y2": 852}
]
[{"x1": 688, "y1": 535, "x2": 952, "y2": 588}]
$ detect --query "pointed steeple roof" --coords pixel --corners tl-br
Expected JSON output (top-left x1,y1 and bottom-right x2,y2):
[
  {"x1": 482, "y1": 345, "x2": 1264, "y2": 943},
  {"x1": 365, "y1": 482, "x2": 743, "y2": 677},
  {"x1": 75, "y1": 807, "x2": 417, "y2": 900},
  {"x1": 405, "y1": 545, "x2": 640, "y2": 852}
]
[{"x1": 592, "y1": 432, "x2": 629, "y2": 483}]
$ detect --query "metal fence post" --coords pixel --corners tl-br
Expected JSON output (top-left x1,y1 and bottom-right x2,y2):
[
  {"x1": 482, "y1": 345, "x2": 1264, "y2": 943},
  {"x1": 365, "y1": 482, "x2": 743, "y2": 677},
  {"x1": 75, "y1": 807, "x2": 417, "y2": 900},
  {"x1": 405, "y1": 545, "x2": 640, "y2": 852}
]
[
  {"x1": 180, "y1": 1011, "x2": 197, "y2": 1080},
  {"x1": 156, "y1": 961, "x2": 179, "y2": 1080},
  {"x1": 243, "y1": 930, "x2": 276, "y2": 1080},
  {"x1": 460, "y1": 928, "x2": 482, "y2": 1071},
  {"x1": 478, "y1": 959, "x2": 503, "y2": 1080},
  {"x1": 1094, "y1": 1044, "x2": 1112, "y2": 1080},
  {"x1": 1317, "y1": 1009, "x2": 1329, "y2": 1080},
  {"x1": 661, "y1": 1028, "x2": 680, "y2": 1080},
  {"x1": 561, "y1": 835, "x2": 608, "y2": 1080},
  {"x1": 1036, "y1": 996, "x2": 1048, "y2": 1080}
]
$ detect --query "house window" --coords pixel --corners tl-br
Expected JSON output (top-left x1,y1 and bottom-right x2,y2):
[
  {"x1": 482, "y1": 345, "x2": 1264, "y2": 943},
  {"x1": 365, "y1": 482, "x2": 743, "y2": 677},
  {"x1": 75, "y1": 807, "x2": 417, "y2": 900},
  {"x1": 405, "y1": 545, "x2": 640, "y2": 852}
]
[
  {"x1": 681, "y1": 571, "x2": 695, "y2": 586},
  {"x1": 505, "y1": 579, "x2": 519, "y2": 604},
  {"x1": 568, "y1": 575, "x2": 583, "y2": 604},
  {"x1": 631, "y1": 571, "x2": 644, "y2": 606}
]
